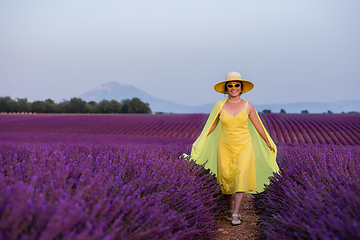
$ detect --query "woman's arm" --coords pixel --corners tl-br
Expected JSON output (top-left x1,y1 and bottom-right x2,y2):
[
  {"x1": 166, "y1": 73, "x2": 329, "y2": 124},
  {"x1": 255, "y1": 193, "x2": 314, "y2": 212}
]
[
  {"x1": 248, "y1": 102, "x2": 275, "y2": 152},
  {"x1": 207, "y1": 113, "x2": 220, "y2": 136}
]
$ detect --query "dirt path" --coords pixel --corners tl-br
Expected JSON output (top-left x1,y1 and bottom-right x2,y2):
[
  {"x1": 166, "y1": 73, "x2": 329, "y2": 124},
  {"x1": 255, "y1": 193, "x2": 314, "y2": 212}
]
[{"x1": 215, "y1": 193, "x2": 260, "y2": 240}]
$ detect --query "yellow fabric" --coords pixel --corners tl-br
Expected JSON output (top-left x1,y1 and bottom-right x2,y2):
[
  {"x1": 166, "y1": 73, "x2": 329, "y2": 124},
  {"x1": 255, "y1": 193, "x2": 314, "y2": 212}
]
[{"x1": 190, "y1": 98, "x2": 279, "y2": 194}]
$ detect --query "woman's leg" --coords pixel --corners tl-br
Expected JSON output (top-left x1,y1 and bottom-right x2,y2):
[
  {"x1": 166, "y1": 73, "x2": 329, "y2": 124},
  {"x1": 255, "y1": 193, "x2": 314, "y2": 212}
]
[
  {"x1": 225, "y1": 194, "x2": 234, "y2": 210},
  {"x1": 233, "y1": 192, "x2": 244, "y2": 221},
  {"x1": 225, "y1": 194, "x2": 235, "y2": 218}
]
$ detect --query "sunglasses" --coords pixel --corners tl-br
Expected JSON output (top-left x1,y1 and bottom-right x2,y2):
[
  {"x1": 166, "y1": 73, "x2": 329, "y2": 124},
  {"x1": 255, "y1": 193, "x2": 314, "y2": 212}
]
[{"x1": 226, "y1": 83, "x2": 241, "y2": 89}]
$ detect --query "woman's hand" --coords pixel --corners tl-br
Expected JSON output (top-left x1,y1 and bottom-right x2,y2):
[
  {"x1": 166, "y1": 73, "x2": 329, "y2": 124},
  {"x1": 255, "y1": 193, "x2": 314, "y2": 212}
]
[{"x1": 266, "y1": 142, "x2": 275, "y2": 152}]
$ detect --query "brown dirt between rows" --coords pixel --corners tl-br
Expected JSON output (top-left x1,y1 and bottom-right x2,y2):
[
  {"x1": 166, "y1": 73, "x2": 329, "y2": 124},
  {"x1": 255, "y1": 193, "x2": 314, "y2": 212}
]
[{"x1": 215, "y1": 193, "x2": 260, "y2": 240}]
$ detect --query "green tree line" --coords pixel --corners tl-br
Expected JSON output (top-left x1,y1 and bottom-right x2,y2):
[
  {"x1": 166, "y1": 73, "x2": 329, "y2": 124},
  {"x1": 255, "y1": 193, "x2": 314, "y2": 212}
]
[{"x1": 0, "y1": 97, "x2": 151, "y2": 114}]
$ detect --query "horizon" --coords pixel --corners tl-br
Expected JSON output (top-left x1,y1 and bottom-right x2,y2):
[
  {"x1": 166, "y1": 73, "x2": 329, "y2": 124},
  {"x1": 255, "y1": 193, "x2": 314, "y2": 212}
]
[
  {"x1": 2, "y1": 81, "x2": 360, "y2": 106},
  {"x1": 0, "y1": 81, "x2": 360, "y2": 114}
]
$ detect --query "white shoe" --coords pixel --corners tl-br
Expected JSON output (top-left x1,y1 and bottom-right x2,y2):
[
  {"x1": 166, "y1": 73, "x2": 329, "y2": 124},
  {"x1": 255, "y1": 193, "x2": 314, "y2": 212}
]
[{"x1": 231, "y1": 213, "x2": 241, "y2": 226}]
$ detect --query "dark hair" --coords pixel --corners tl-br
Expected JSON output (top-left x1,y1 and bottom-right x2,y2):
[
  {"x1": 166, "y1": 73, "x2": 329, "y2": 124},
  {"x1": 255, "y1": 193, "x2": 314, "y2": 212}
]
[{"x1": 224, "y1": 81, "x2": 243, "y2": 94}]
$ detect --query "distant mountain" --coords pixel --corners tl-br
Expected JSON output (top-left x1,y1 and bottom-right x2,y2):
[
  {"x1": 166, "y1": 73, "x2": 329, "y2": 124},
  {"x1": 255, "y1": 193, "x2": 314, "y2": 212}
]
[
  {"x1": 79, "y1": 82, "x2": 211, "y2": 113},
  {"x1": 79, "y1": 82, "x2": 360, "y2": 113}
]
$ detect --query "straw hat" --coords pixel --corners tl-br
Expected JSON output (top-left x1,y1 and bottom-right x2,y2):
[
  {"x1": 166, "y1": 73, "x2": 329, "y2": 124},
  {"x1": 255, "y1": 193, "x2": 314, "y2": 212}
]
[{"x1": 214, "y1": 71, "x2": 254, "y2": 94}]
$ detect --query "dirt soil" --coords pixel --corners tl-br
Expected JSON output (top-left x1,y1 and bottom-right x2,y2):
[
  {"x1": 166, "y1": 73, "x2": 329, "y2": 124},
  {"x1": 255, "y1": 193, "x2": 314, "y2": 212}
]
[{"x1": 215, "y1": 193, "x2": 260, "y2": 240}]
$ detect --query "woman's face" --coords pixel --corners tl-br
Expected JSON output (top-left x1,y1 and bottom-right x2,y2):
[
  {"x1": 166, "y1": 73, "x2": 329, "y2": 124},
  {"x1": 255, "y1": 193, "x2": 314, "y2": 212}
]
[{"x1": 226, "y1": 81, "x2": 242, "y2": 97}]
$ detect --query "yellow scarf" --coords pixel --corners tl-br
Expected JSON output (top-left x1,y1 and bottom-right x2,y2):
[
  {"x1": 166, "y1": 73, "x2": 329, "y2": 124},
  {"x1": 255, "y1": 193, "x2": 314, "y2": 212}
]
[{"x1": 190, "y1": 98, "x2": 279, "y2": 194}]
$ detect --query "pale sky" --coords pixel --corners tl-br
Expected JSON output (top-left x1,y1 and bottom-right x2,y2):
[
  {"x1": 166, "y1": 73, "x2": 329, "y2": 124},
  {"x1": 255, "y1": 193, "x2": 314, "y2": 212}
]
[{"x1": 1, "y1": 0, "x2": 359, "y2": 106}]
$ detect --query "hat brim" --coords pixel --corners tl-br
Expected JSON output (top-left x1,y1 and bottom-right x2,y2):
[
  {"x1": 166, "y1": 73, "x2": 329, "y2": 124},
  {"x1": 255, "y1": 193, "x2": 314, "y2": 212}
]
[{"x1": 214, "y1": 79, "x2": 254, "y2": 94}]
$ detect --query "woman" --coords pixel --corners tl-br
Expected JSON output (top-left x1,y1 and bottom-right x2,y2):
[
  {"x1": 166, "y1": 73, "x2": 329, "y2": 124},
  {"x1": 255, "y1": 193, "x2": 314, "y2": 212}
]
[{"x1": 190, "y1": 71, "x2": 279, "y2": 226}]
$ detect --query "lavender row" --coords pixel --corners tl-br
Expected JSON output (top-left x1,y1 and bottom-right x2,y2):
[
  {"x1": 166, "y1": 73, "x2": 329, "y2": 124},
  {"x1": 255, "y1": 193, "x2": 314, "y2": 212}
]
[
  {"x1": 1, "y1": 113, "x2": 359, "y2": 146},
  {"x1": 261, "y1": 113, "x2": 360, "y2": 145},
  {"x1": 0, "y1": 114, "x2": 206, "y2": 139},
  {"x1": 253, "y1": 144, "x2": 360, "y2": 239},
  {"x1": 0, "y1": 142, "x2": 226, "y2": 239},
  {"x1": 0, "y1": 132, "x2": 195, "y2": 146}
]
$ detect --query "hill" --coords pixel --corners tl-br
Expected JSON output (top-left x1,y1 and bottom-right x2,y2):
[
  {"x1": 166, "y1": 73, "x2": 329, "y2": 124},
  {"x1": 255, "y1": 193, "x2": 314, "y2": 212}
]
[{"x1": 79, "y1": 82, "x2": 209, "y2": 113}]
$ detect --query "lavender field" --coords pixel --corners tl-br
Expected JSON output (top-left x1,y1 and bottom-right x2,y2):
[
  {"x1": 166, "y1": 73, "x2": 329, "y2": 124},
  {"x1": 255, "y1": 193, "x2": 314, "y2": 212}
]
[{"x1": 1, "y1": 113, "x2": 360, "y2": 239}]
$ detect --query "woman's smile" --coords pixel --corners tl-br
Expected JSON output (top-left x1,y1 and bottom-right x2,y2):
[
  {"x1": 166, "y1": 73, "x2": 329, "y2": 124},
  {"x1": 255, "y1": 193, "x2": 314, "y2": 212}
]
[{"x1": 229, "y1": 88, "x2": 240, "y2": 96}]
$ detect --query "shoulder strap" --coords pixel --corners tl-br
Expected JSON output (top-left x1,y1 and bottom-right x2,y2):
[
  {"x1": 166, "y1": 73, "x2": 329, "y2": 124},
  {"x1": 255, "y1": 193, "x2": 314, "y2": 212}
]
[{"x1": 244, "y1": 101, "x2": 248, "y2": 111}]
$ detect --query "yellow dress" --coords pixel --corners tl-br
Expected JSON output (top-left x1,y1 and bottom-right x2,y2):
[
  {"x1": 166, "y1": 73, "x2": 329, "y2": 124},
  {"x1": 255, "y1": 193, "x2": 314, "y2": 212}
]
[
  {"x1": 190, "y1": 98, "x2": 279, "y2": 194},
  {"x1": 217, "y1": 102, "x2": 256, "y2": 194}
]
